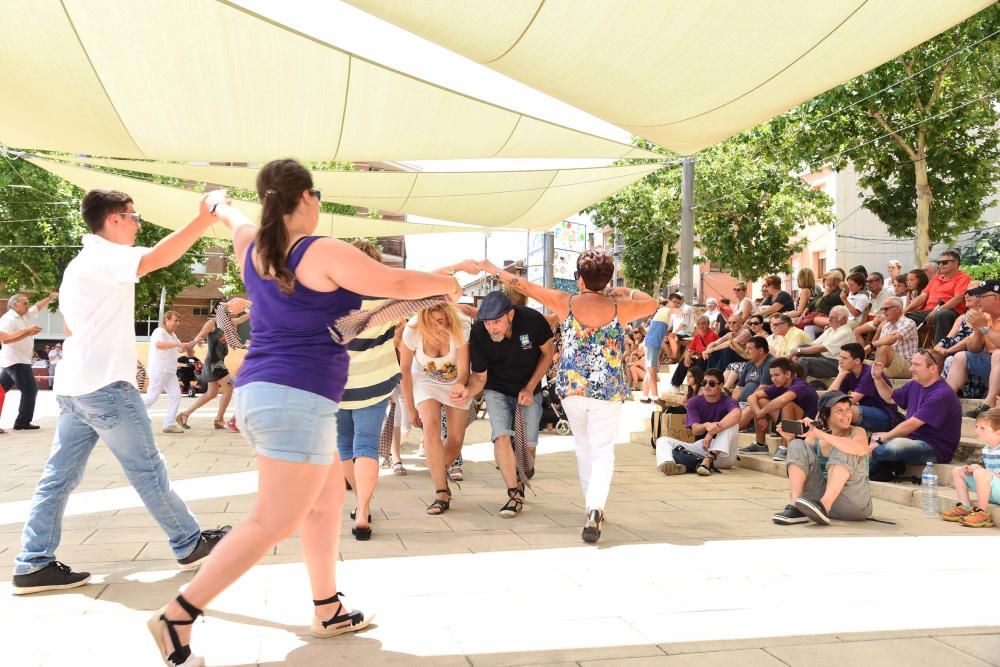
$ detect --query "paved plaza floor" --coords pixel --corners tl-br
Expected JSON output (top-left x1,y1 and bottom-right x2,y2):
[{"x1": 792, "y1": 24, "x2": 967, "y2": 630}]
[{"x1": 1, "y1": 392, "x2": 998, "y2": 665}]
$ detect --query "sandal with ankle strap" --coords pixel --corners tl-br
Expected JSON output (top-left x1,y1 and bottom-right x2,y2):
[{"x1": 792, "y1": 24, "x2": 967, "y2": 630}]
[
  {"x1": 426, "y1": 488, "x2": 451, "y2": 515},
  {"x1": 147, "y1": 593, "x2": 204, "y2": 666},
  {"x1": 498, "y1": 486, "x2": 524, "y2": 518},
  {"x1": 582, "y1": 508, "x2": 604, "y2": 544},
  {"x1": 311, "y1": 591, "x2": 372, "y2": 638}
]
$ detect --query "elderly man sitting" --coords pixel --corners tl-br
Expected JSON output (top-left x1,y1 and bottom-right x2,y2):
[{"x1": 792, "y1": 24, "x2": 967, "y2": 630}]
[
  {"x1": 790, "y1": 306, "x2": 854, "y2": 380},
  {"x1": 867, "y1": 297, "x2": 918, "y2": 379}
]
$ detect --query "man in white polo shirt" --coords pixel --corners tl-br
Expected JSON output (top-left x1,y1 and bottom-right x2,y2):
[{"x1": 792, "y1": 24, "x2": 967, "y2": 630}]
[
  {"x1": 0, "y1": 291, "x2": 58, "y2": 429},
  {"x1": 12, "y1": 188, "x2": 230, "y2": 595},
  {"x1": 145, "y1": 310, "x2": 194, "y2": 434}
]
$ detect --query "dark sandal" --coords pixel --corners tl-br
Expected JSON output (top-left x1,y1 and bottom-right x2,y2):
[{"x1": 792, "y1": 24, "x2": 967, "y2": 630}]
[
  {"x1": 498, "y1": 486, "x2": 524, "y2": 518},
  {"x1": 147, "y1": 593, "x2": 203, "y2": 666},
  {"x1": 351, "y1": 526, "x2": 372, "y2": 541},
  {"x1": 311, "y1": 591, "x2": 371, "y2": 638},
  {"x1": 582, "y1": 508, "x2": 604, "y2": 544},
  {"x1": 426, "y1": 488, "x2": 451, "y2": 515},
  {"x1": 349, "y1": 508, "x2": 373, "y2": 523}
]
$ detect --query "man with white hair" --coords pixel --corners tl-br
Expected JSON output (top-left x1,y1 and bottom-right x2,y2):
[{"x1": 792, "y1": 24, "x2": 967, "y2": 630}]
[
  {"x1": 790, "y1": 306, "x2": 854, "y2": 379},
  {"x1": 0, "y1": 292, "x2": 58, "y2": 429},
  {"x1": 869, "y1": 297, "x2": 918, "y2": 379}
]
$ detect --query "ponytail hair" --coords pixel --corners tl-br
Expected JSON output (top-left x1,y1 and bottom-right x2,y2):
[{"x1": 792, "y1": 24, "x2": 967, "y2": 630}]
[{"x1": 255, "y1": 159, "x2": 314, "y2": 295}]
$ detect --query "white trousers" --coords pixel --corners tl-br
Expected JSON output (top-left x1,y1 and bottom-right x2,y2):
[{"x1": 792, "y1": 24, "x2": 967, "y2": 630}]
[
  {"x1": 143, "y1": 370, "x2": 181, "y2": 428},
  {"x1": 562, "y1": 396, "x2": 622, "y2": 511},
  {"x1": 658, "y1": 424, "x2": 739, "y2": 469}
]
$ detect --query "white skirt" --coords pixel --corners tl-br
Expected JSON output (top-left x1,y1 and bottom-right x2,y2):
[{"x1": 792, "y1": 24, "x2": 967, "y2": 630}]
[{"x1": 413, "y1": 375, "x2": 472, "y2": 410}]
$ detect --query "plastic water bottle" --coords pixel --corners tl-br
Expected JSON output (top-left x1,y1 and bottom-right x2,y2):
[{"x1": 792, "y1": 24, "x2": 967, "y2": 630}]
[{"x1": 921, "y1": 462, "x2": 938, "y2": 515}]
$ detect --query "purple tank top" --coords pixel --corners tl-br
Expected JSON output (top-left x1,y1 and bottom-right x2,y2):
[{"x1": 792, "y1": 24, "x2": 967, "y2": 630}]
[{"x1": 235, "y1": 237, "x2": 362, "y2": 403}]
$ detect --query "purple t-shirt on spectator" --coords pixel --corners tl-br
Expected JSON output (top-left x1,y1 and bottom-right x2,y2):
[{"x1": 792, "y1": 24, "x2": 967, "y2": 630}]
[
  {"x1": 686, "y1": 395, "x2": 740, "y2": 428},
  {"x1": 839, "y1": 364, "x2": 901, "y2": 427},
  {"x1": 763, "y1": 377, "x2": 819, "y2": 418},
  {"x1": 891, "y1": 379, "x2": 962, "y2": 462}
]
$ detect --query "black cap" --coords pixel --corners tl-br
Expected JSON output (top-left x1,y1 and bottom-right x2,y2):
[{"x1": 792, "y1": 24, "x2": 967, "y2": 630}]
[
  {"x1": 476, "y1": 291, "x2": 513, "y2": 321},
  {"x1": 967, "y1": 280, "x2": 1000, "y2": 296},
  {"x1": 817, "y1": 390, "x2": 850, "y2": 416}
]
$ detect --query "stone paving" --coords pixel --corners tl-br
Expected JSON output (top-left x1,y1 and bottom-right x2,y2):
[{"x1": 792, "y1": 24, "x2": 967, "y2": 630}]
[{"x1": 1, "y1": 393, "x2": 999, "y2": 665}]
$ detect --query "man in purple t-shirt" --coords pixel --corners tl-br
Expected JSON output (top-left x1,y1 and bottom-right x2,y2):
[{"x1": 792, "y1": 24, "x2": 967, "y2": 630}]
[
  {"x1": 869, "y1": 348, "x2": 962, "y2": 466},
  {"x1": 829, "y1": 343, "x2": 900, "y2": 433},
  {"x1": 747, "y1": 358, "x2": 819, "y2": 462},
  {"x1": 657, "y1": 369, "x2": 741, "y2": 476}
]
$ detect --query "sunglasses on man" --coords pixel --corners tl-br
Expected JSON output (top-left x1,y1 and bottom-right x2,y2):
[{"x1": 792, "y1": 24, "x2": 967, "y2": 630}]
[{"x1": 701, "y1": 380, "x2": 721, "y2": 388}]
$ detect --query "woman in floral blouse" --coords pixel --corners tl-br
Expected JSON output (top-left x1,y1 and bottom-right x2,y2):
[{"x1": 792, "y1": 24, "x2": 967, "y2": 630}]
[{"x1": 479, "y1": 251, "x2": 656, "y2": 543}]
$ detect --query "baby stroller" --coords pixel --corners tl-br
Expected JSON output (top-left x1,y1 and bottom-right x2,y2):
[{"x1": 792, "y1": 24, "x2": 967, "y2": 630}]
[{"x1": 540, "y1": 375, "x2": 571, "y2": 435}]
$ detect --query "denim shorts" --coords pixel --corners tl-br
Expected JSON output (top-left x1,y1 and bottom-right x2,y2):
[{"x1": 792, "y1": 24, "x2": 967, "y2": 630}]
[
  {"x1": 963, "y1": 474, "x2": 1000, "y2": 505},
  {"x1": 858, "y1": 405, "x2": 893, "y2": 432},
  {"x1": 336, "y1": 397, "x2": 389, "y2": 462},
  {"x1": 966, "y1": 351, "x2": 993, "y2": 380},
  {"x1": 484, "y1": 389, "x2": 542, "y2": 445},
  {"x1": 235, "y1": 381, "x2": 339, "y2": 465}
]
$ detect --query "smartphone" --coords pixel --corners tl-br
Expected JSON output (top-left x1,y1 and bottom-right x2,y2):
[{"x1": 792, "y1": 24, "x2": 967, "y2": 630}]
[{"x1": 780, "y1": 419, "x2": 804, "y2": 435}]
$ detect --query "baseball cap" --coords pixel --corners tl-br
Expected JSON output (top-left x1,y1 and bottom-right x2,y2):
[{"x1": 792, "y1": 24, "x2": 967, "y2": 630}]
[
  {"x1": 967, "y1": 280, "x2": 1000, "y2": 296},
  {"x1": 476, "y1": 291, "x2": 513, "y2": 321}
]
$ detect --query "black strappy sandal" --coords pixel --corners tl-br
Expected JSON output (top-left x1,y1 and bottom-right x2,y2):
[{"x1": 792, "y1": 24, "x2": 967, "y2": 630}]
[
  {"x1": 349, "y1": 508, "x2": 373, "y2": 522},
  {"x1": 147, "y1": 593, "x2": 203, "y2": 666},
  {"x1": 311, "y1": 591, "x2": 372, "y2": 638},
  {"x1": 426, "y1": 488, "x2": 451, "y2": 515},
  {"x1": 582, "y1": 508, "x2": 604, "y2": 544},
  {"x1": 498, "y1": 486, "x2": 524, "y2": 518}
]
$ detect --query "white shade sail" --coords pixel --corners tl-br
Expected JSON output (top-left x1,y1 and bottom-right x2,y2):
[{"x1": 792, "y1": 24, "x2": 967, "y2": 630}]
[
  {"x1": 26, "y1": 158, "x2": 487, "y2": 240},
  {"x1": 34, "y1": 155, "x2": 663, "y2": 229},
  {"x1": 0, "y1": 0, "x2": 660, "y2": 162},
  {"x1": 344, "y1": 0, "x2": 993, "y2": 155}
]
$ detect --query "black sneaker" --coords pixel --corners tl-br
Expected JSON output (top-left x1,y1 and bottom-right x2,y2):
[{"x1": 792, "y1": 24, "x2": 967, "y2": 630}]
[
  {"x1": 738, "y1": 442, "x2": 769, "y2": 455},
  {"x1": 12, "y1": 561, "x2": 91, "y2": 595},
  {"x1": 794, "y1": 497, "x2": 831, "y2": 525},
  {"x1": 966, "y1": 403, "x2": 991, "y2": 419},
  {"x1": 13, "y1": 424, "x2": 40, "y2": 430},
  {"x1": 177, "y1": 526, "x2": 232, "y2": 570},
  {"x1": 772, "y1": 504, "x2": 809, "y2": 525}
]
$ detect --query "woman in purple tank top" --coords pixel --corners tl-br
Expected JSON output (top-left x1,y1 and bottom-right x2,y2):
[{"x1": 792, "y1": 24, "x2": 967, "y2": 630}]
[{"x1": 148, "y1": 159, "x2": 467, "y2": 666}]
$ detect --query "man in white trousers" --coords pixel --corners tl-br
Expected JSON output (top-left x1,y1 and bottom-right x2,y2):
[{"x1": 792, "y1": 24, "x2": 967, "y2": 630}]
[
  {"x1": 657, "y1": 368, "x2": 741, "y2": 476},
  {"x1": 144, "y1": 310, "x2": 192, "y2": 433}
]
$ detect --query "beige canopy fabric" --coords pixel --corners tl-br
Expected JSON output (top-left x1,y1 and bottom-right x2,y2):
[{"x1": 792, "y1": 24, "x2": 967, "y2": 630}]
[
  {"x1": 36, "y1": 155, "x2": 662, "y2": 229},
  {"x1": 26, "y1": 158, "x2": 486, "y2": 240},
  {"x1": 345, "y1": 0, "x2": 993, "y2": 155},
  {"x1": 0, "y1": 0, "x2": 659, "y2": 162}
]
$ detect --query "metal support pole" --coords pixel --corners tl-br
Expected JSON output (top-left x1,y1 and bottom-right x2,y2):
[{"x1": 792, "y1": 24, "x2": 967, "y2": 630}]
[
  {"x1": 157, "y1": 286, "x2": 166, "y2": 326},
  {"x1": 543, "y1": 231, "x2": 555, "y2": 291},
  {"x1": 679, "y1": 157, "x2": 695, "y2": 303}
]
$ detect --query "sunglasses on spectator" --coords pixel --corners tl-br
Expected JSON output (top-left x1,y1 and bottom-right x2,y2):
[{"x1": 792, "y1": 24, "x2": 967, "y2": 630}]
[
  {"x1": 309, "y1": 188, "x2": 322, "y2": 200},
  {"x1": 936, "y1": 259, "x2": 956, "y2": 265},
  {"x1": 701, "y1": 380, "x2": 721, "y2": 388},
  {"x1": 865, "y1": 277, "x2": 881, "y2": 283},
  {"x1": 733, "y1": 288, "x2": 745, "y2": 292},
  {"x1": 770, "y1": 320, "x2": 786, "y2": 326},
  {"x1": 749, "y1": 320, "x2": 763, "y2": 326}
]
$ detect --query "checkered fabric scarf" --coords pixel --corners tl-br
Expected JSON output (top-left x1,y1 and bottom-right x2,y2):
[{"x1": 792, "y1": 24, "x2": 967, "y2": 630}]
[
  {"x1": 327, "y1": 296, "x2": 449, "y2": 345},
  {"x1": 136, "y1": 361, "x2": 147, "y2": 389},
  {"x1": 513, "y1": 404, "x2": 534, "y2": 490},
  {"x1": 378, "y1": 400, "x2": 396, "y2": 463},
  {"x1": 215, "y1": 302, "x2": 247, "y2": 350}
]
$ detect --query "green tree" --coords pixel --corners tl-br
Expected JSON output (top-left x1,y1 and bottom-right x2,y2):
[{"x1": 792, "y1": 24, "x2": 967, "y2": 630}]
[{"x1": 774, "y1": 4, "x2": 1000, "y2": 265}]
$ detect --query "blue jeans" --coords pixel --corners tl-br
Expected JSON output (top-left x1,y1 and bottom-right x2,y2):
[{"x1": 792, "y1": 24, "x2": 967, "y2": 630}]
[
  {"x1": 14, "y1": 381, "x2": 201, "y2": 575},
  {"x1": 484, "y1": 389, "x2": 542, "y2": 445},
  {"x1": 857, "y1": 405, "x2": 893, "y2": 432},
  {"x1": 336, "y1": 397, "x2": 390, "y2": 461},
  {"x1": 871, "y1": 437, "x2": 937, "y2": 466}
]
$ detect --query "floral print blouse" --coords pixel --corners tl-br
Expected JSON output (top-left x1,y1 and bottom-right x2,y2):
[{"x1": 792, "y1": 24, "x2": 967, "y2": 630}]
[{"x1": 557, "y1": 302, "x2": 629, "y2": 402}]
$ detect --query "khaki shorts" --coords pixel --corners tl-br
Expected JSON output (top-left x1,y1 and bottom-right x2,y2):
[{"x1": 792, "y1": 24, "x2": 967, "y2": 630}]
[{"x1": 884, "y1": 349, "x2": 911, "y2": 378}]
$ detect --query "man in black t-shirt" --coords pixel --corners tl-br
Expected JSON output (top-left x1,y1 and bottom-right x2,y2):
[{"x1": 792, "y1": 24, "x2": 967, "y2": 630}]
[{"x1": 459, "y1": 291, "x2": 553, "y2": 517}]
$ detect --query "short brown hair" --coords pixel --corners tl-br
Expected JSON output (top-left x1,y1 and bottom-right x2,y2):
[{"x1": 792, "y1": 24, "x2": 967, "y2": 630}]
[
  {"x1": 576, "y1": 249, "x2": 614, "y2": 292},
  {"x1": 81, "y1": 189, "x2": 133, "y2": 233},
  {"x1": 351, "y1": 239, "x2": 382, "y2": 262},
  {"x1": 975, "y1": 407, "x2": 1000, "y2": 431},
  {"x1": 163, "y1": 310, "x2": 180, "y2": 322},
  {"x1": 764, "y1": 275, "x2": 781, "y2": 289}
]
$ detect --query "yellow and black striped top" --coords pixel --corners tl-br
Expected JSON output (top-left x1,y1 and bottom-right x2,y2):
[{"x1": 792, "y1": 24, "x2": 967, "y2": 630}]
[{"x1": 339, "y1": 297, "x2": 401, "y2": 410}]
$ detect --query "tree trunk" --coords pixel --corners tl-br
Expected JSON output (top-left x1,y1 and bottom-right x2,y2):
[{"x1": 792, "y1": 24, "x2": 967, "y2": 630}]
[
  {"x1": 651, "y1": 236, "x2": 670, "y2": 297},
  {"x1": 913, "y1": 127, "x2": 931, "y2": 265}
]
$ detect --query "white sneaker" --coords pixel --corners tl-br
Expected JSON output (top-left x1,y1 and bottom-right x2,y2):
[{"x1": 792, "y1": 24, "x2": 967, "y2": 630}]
[{"x1": 162, "y1": 424, "x2": 185, "y2": 434}]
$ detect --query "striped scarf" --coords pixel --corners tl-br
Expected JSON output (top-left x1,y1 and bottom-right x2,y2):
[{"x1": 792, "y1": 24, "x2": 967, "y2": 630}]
[
  {"x1": 513, "y1": 404, "x2": 533, "y2": 490},
  {"x1": 215, "y1": 302, "x2": 247, "y2": 350},
  {"x1": 328, "y1": 296, "x2": 449, "y2": 345}
]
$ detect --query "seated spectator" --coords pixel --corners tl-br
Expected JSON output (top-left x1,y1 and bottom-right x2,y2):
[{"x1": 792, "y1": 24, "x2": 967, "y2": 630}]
[
  {"x1": 625, "y1": 329, "x2": 646, "y2": 390},
  {"x1": 705, "y1": 316, "x2": 751, "y2": 384},
  {"x1": 742, "y1": 357, "x2": 819, "y2": 461},
  {"x1": 790, "y1": 305, "x2": 853, "y2": 379},
  {"x1": 869, "y1": 348, "x2": 962, "y2": 477},
  {"x1": 661, "y1": 367, "x2": 705, "y2": 414},
  {"x1": 891, "y1": 273, "x2": 909, "y2": 309},
  {"x1": 732, "y1": 283, "x2": 753, "y2": 321},
  {"x1": 730, "y1": 336, "x2": 774, "y2": 405},
  {"x1": 868, "y1": 297, "x2": 918, "y2": 378},
  {"x1": 947, "y1": 280, "x2": 1000, "y2": 418},
  {"x1": 767, "y1": 314, "x2": 810, "y2": 357},
  {"x1": 670, "y1": 315, "x2": 718, "y2": 388},
  {"x1": 665, "y1": 292, "x2": 695, "y2": 362},
  {"x1": 803, "y1": 272, "x2": 844, "y2": 335},
  {"x1": 940, "y1": 407, "x2": 1000, "y2": 528},
  {"x1": 902, "y1": 268, "x2": 930, "y2": 318},
  {"x1": 757, "y1": 275, "x2": 794, "y2": 321},
  {"x1": 718, "y1": 297, "x2": 733, "y2": 319},
  {"x1": 658, "y1": 369, "x2": 741, "y2": 476},
  {"x1": 828, "y1": 343, "x2": 900, "y2": 433},
  {"x1": 703, "y1": 298, "x2": 724, "y2": 333},
  {"x1": 641, "y1": 302, "x2": 672, "y2": 402},
  {"x1": 886, "y1": 259, "x2": 903, "y2": 280},
  {"x1": 772, "y1": 391, "x2": 873, "y2": 525},
  {"x1": 866, "y1": 272, "x2": 890, "y2": 313},
  {"x1": 786, "y1": 268, "x2": 816, "y2": 321},
  {"x1": 852, "y1": 276, "x2": 894, "y2": 347},
  {"x1": 849, "y1": 265, "x2": 868, "y2": 278},
  {"x1": 908, "y1": 249, "x2": 972, "y2": 341},
  {"x1": 840, "y1": 272, "x2": 871, "y2": 326}
]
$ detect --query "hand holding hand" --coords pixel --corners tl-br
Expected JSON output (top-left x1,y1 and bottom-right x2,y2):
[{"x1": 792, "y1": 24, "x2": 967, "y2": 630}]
[
  {"x1": 478, "y1": 259, "x2": 501, "y2": 276},
  {"x1": 451, "y1": 260, "x2": 481, "y2": 275},
  {"x1": 450, "y1": 383, "x2": 469, "y2": 404}
]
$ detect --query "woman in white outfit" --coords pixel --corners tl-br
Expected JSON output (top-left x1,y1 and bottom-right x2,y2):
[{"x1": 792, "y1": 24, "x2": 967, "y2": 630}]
[
  {"x1": 400, "y1": 304, "x2": 472, "y2": 515},
  {"x1": 143, "y1": 310, "x2": 194, "y2": 433},
  {"x1": 480, "y1": 251, "x2": 656, "y2": 543}
]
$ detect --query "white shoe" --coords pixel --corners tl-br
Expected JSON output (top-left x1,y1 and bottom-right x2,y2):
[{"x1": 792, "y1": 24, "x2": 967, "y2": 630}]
[{"x1": 162, "y1": 424, "x2": 185, "y2": 434}]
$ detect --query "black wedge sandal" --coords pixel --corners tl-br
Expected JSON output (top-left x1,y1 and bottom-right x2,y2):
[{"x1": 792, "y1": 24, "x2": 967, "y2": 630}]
[
  {"x1": 311, "y1": 591, "x2": 372, "y2": 638},
  {"x1": 426, "y1": 488, "x2": 451, "y2": 515},
  {"x1": 582, "y1": 508, "x2": 604, "y2": 544},
  {"x1": 147, "y1": 593, "x2": 204, "y2": 666},
  {"x1": 498, "y1": 486, "x2": 524, "y2": 518}
]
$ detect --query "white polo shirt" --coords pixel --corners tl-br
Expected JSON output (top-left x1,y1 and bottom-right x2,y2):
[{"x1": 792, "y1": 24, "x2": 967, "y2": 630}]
[
  {"x1": 147, "y1": 327, "x2": 180, "y2": 375},
  {"x1": 0, "y1": 305, "x2": 39, "y2": 367},
  {"x1": 55, "y1": 235, "x2": 150, "y2": 397}
]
